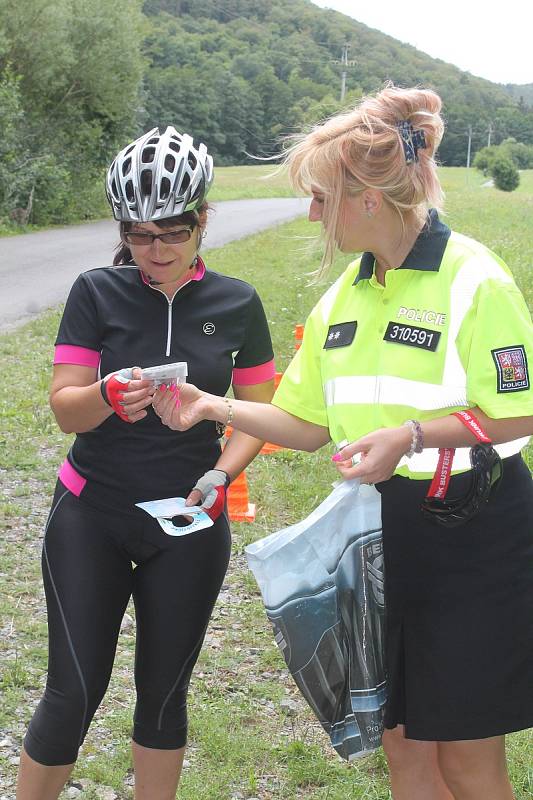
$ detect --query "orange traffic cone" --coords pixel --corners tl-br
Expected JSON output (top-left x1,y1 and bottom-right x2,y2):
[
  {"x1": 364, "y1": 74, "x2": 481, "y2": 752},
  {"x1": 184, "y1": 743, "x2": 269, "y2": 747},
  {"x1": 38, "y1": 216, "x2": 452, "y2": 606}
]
[
  {"x1": 227, "y1": 470, "x2": 256, "y2": 522},
  {"x1": 294, "y1": 323, "x2": 304, "y2": 350},
  {"x1": 260, "y1": 372, "x2": 285, "y2": 454}
]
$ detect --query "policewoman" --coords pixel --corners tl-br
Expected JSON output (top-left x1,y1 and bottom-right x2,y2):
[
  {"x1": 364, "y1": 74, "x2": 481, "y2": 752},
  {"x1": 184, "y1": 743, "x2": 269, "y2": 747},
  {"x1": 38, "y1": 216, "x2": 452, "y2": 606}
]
[{"x1": 153, "y1": 86, "x2": 533, "y2": 800}]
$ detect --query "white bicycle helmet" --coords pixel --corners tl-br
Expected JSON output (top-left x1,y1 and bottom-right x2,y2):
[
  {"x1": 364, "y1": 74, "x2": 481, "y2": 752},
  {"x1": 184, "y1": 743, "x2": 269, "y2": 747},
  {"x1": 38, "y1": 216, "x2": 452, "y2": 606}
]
[{"x1": 106, "y1": 126, "x2": 214, "y2": 222}]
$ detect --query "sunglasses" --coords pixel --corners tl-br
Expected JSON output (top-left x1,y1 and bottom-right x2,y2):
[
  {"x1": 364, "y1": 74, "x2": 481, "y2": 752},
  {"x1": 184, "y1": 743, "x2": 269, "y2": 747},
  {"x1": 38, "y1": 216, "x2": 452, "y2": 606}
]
[{"x1": 122, "y1": 227, "x2": 193, "y2": 246}]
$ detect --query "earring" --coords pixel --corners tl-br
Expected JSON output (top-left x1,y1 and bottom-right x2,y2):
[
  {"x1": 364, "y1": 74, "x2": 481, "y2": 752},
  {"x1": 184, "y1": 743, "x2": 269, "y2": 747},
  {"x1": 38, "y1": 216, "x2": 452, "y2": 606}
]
[
  {"x1": 190, "y1": 255, "x2": 198, "y2": 270},
  {"x1": 367, "y1": 211, "x2": 373, "y2": 218}
]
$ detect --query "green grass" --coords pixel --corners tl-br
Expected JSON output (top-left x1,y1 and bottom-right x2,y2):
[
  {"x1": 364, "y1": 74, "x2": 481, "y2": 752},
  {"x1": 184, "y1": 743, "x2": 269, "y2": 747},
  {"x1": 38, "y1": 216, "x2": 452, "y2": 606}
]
[
  {"x1": 1, "y1": 167, "x2": 532, "y2": 798},
  {"x1": 209, "y1": 164, "x2": 295, "y2": 200}
]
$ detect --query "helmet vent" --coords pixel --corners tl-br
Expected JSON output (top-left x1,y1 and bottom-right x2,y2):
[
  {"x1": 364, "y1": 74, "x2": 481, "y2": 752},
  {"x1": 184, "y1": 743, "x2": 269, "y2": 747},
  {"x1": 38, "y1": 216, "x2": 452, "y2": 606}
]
[
  {"x1": 169, "y1": 141, "x2": 180, "y2": 153},
  {"x1": 122, "y1": 157, "x2": 132, "y2": 177},
  {"x1": 125, "y1": 180, "x2": 135, "y2": 202},
  {"x1": 160, "y1": 177, "x2": 171, "y2": 200},
  {"x1": 140, "y1": 170, "x2": 152, "y2": 195},
  {"x1": 164, "y1": 154, "x2": 176, "y2": 172},
  {"x1": 188, "y1": 153, "x2": 197, "y2": 169},
  {"x1": 181, "y1": 173, "x2": 191, "y2": 192},
  {"x1": 142, "y1": 147, "x2": 155, "y2": 164}
]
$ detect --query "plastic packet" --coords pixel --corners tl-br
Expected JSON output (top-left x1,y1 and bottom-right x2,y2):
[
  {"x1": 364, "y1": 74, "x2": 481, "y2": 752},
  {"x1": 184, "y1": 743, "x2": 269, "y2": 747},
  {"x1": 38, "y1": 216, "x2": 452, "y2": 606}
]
[
  {"x1": 245, "y1": 480, "x2": 386, "y2": 760},
  {"x1": 117, "y1": 362, "x2": 188, "y2": 387},
  {"x1": 141, "y1": 361, "x2": 188, "y2": 387}
]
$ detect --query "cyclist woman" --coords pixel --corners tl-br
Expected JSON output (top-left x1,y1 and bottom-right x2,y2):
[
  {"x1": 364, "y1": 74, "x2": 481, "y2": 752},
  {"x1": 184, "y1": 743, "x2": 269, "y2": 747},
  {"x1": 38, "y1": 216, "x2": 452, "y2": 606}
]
[
  {"x1": 16, "y1": 126, "x2": 275, "y2": 800},
  {"x1": 153, "y1": 88, "x2": 533, "y2": 800}
]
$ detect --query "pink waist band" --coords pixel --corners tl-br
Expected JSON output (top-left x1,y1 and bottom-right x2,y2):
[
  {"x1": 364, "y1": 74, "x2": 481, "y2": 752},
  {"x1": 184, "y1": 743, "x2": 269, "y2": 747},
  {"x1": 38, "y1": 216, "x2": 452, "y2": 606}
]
[{"x1": 58, "y1": 460, "x2": 86, "y2": 497}]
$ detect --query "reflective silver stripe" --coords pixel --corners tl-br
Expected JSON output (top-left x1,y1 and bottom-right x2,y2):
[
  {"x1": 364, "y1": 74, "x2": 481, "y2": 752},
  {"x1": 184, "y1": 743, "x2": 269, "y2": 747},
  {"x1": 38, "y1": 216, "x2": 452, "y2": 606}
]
[
  {"x1": 324, "y1": 375, "x2": 467, "y2": 410},
  {"x1": 319, "y1": 277, "x2": 344, "y2": 325},
  {"x1": 442, "y1": 253, "x2": 513, "y2": 389},
  {"x1": 43, "y1": 490, "x2": 89, "y2": 748},
  {"x1": 398, "y1": 437, "x2": 528, "y2": 473}
]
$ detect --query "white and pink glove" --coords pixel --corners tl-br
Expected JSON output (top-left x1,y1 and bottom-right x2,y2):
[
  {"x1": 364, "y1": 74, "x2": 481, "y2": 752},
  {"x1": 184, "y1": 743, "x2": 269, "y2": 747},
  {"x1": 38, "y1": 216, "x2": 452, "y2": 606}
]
[{"x1": 187, "y1": 469, "x2": 231, "y2": 522}]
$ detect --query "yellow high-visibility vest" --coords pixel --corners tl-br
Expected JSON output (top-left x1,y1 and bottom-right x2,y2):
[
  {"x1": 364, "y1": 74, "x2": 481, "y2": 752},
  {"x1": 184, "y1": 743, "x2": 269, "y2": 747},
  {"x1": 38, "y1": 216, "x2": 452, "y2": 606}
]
[{"x1": 273, "y1": 211, "x2": 532, "y2": 478}]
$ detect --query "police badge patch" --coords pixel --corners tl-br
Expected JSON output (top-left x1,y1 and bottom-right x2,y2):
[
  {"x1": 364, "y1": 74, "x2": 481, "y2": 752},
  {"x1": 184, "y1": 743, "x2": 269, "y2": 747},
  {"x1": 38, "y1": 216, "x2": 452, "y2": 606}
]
[{"x1": 492, "y1": 346, "x2": 530, "y2": 393}]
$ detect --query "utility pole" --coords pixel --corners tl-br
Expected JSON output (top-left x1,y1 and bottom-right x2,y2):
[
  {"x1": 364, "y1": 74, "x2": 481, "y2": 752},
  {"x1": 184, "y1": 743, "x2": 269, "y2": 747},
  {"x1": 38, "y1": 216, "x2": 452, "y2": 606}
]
[
  {"x1": 466, "y1": 125, "x2": 472, "y2": 168},
  {"x1": 340, "y1": 44, "x2": 349, "y2": 103},
  {"x1": 487, "y1": 122, "x2": 493, "y2": 147},
  {"x1": 330, "y1": 45, "x2": 356, "y2": 102}
]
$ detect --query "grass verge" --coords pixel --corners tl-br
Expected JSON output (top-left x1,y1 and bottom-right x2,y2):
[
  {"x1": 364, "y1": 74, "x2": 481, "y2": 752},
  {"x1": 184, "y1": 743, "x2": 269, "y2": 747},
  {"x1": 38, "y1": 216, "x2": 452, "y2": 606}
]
[{"x1": 1, "y1": 169, "x2": 532, "y2": 798}]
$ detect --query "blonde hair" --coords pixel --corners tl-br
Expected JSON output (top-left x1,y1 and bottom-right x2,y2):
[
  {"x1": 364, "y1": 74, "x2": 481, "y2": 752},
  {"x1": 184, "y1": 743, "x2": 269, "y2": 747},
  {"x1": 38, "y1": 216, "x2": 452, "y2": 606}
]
[{"x1": 283, "y1": 84, "x2": 445, "y2": 274}]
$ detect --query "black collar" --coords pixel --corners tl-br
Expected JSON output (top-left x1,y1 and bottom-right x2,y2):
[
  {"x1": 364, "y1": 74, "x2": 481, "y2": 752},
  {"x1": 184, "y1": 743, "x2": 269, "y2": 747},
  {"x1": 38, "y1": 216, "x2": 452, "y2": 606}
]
[{"x1": 354, "y1": 209, "x2": 451, "y2": 285}]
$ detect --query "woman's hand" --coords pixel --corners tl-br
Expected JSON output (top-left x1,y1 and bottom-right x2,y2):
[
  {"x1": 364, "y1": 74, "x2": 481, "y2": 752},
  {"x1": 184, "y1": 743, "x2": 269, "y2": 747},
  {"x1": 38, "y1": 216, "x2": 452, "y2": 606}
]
[
  {"x1": 101, "y1": 367, "x2": 155, "y2": 423},
  {"x1": 332, "y1": 426, "x2": 412, "y2": 484},
  {"x1": 151, "y1": 382, "x2": 215, "y2": 430}
]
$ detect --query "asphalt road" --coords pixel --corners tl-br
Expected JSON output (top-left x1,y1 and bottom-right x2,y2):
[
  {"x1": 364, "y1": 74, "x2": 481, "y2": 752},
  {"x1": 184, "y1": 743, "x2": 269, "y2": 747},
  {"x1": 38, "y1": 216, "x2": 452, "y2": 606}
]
[{"x1": 0, "y1": 197, "x2": 308, "y2": 332}]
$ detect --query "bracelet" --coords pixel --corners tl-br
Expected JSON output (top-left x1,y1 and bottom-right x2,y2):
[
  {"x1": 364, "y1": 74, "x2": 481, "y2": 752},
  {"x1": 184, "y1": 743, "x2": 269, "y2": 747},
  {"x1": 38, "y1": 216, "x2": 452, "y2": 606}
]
[
  {"x1": 223, "y1": 397, "x2": 234, "y2": 426},
  {"x1": 215, "y1": 397, "x2": 234, "y2": 438},
  {"x1": 403, "y1": 419, "x2": 424, "y2": 458}
]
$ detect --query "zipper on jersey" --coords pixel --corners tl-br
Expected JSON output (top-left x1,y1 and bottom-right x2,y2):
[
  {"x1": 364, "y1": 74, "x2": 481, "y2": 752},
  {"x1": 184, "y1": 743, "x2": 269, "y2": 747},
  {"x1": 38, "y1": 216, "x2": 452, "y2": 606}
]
[
  {"x1": 149, "y1": 280, "x2": 193, "y2": 357},
  {"x1": 165, "y1": 299, "x2": 172, "y2": 356}
]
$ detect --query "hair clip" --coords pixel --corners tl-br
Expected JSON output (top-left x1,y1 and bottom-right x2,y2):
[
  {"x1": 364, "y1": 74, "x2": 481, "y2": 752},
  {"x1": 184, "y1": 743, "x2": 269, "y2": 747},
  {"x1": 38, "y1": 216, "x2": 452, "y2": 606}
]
[{"x1": 396, "y1": 120, "x2": 427, "y2": 164}]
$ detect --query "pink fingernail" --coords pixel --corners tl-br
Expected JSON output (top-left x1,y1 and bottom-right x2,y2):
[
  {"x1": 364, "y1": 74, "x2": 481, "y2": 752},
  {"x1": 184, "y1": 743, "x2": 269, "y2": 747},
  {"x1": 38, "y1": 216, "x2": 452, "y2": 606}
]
[
  {"x1": 160, "y1": 384, "x2": 167, "y2": 393},
  {"x1": 175, "y1": 394, "x2": 181, "y2": 408},
  {"x1": 331, "y1": 453, "x2": 343, "y2": 462}
]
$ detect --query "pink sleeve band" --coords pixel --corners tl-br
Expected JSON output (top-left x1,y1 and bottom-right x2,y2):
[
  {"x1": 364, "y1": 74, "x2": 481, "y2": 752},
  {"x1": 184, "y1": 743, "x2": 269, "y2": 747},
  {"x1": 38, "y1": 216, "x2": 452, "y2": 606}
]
[
  {"x1": 58, "y1": 459, "x2": 87, "y2": 497},
  {"x1": 232, "y1": 359, "x2": 276, "y2": 386},
  {"x1": 54, "y1": 345, "x2": 100, "y2": 368}
]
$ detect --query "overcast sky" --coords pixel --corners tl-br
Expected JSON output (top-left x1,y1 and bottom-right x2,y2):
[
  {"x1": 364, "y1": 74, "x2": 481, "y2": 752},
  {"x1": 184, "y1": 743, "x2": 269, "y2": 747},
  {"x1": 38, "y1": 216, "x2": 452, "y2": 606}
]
[{"x1": 311, "y1": 0, "x2": 533, "y2": 85}]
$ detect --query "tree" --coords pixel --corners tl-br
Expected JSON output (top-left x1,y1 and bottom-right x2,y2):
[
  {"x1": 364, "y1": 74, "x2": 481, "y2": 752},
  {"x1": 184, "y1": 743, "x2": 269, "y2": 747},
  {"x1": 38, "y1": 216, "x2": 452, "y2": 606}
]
[
  {"x1": 490, "y1": 155, "x2": 520, "y2": 192},
  {"x1": 0, "y1": 0, "x2": 145, "y2": 223},
  {"x1": 0, "y1": 68, "x2": 30, "y2": 215}
]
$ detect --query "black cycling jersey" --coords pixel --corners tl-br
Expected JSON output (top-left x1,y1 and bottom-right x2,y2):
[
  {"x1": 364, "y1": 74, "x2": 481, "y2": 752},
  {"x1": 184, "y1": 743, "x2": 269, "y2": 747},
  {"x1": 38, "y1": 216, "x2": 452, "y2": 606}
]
[{"x1": 54, "y1": 260, "x2": 274, "y2": 509}]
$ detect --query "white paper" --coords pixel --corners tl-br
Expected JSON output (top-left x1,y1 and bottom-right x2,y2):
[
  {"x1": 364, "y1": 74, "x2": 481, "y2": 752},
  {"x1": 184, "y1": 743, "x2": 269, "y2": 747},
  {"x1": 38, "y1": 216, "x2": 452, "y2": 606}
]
[{"x1": 135, "y1": 496, "x2": 213, "y2": 537}]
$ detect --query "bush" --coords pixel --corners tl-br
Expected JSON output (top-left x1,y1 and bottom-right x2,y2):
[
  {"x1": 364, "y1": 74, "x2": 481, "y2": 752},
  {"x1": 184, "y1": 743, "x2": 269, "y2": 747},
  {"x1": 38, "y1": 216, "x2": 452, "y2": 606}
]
[
  {"x1": 501, "y1": 140, "x2": 533, "y2": 169},
  {"x1": 490, "y1": 155, "x2": 520, "y2": 192},
  {"x1": 473, "y1": 146, "x2": 498, "y2": 175}
]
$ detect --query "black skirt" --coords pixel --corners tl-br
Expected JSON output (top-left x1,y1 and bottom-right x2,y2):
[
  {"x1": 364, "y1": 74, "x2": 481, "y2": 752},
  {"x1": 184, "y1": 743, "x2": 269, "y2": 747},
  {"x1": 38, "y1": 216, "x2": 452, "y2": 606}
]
[{"x1": 377, "y1": 453, "x2": 533, "y2": 741}]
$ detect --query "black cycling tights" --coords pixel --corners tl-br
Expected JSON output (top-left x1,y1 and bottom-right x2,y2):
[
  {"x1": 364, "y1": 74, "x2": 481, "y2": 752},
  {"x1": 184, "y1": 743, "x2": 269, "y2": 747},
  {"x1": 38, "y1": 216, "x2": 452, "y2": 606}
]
[{"x1": 24, "y1": 483, "x2": 231, "y2": 766}]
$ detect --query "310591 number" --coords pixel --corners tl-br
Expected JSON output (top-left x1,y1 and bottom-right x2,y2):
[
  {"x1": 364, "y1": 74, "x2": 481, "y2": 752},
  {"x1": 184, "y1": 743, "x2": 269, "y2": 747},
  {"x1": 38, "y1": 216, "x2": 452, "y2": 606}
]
[{"x1": 383, "y1": 322, "x2": 441, "y2": 351}]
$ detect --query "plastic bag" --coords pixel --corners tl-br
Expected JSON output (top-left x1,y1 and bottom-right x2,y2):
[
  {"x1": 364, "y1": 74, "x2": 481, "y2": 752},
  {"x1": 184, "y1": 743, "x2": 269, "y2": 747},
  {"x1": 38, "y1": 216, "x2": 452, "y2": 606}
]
[{"x1": 245, "y1": 480, "x2": 386, "y2": 760}]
